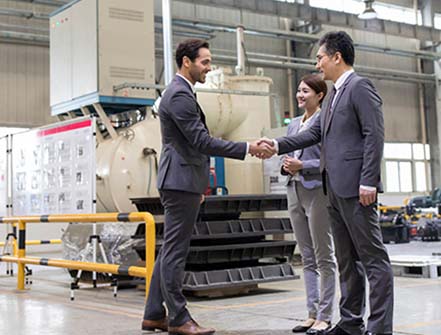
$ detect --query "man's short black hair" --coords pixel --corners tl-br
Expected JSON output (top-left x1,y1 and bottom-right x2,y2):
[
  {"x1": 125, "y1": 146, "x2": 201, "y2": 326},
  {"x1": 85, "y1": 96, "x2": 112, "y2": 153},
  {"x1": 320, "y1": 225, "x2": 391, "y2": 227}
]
[
  {"x1": 175, "y1": 39, "x2": 210, "y2": 69},
  {"x1": 319, "y1": 31, "x2": 355, "y2": 66}
]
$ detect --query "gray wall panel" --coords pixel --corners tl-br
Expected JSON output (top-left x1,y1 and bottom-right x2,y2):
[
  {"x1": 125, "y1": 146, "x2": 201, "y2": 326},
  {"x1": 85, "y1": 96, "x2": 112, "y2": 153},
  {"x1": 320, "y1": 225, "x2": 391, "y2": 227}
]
[
  {"x1": 0, "y1": 43, "x2": 51, "y2": 127},
  {"x1": 374, "y1": 79, "x2": 420, "y2": 142},
  {"x1": 195, "y1": 4, "x2": 241, "y2": 24}
]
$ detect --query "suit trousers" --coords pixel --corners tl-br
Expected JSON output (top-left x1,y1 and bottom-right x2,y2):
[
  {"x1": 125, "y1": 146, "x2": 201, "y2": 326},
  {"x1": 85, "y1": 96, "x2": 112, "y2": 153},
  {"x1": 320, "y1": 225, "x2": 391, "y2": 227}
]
[
  {"x1": 143, "y1": 190, "x2": 201, "y2": 327},
  {"x1": 326, "y1": 179, "x2": 394, "y2": 335},
  {"x1": 287, "y1": 181, "x2": 336, "y2": 322}
]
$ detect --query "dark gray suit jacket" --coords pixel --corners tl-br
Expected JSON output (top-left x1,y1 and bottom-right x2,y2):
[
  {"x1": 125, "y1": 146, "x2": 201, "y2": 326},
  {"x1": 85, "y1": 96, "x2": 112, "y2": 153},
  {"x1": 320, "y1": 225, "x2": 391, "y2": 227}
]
[
  {"x1": 281, "y1": 112, "x2": 322, "y2": 190},
  {"x1": 276, "y1": 73, "x2": 384, "y2": 198},
  {"x1": 157, "y1": 75, "x2": 247, "y2": 194}
]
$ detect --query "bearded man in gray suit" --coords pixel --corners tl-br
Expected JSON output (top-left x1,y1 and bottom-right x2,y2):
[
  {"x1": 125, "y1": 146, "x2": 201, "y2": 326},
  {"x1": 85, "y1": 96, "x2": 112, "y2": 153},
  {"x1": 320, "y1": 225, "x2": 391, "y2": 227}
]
[
  {"x1": 260, "y1": 31, "x2": 394, "y2": 335},
  {"x1": 140, "y1": 39, "x2": 273, "y2": 335}
]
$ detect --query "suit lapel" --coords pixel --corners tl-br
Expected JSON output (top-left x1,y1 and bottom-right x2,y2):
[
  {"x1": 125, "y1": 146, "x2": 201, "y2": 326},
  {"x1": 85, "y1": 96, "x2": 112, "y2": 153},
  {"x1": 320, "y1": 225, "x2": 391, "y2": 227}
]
[
  {"x1": 196, "y1": 101, "x2": 208, "y2": 131},
  {"x1": 289, "y1": 117, "x2": 303, "y2": 157},
  {"x1": 175, "y1": 75, "x2": 209, "y2": 132},
  {"x1": 325, "y1": 72, "x2": 355, "y2": 134}
]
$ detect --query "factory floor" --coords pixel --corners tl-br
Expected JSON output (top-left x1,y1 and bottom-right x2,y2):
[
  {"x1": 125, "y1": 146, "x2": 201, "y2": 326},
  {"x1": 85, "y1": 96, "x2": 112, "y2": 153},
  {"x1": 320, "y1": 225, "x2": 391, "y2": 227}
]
[{"x1": 1, "y1": 241, "x2": 440, "y2": 335}]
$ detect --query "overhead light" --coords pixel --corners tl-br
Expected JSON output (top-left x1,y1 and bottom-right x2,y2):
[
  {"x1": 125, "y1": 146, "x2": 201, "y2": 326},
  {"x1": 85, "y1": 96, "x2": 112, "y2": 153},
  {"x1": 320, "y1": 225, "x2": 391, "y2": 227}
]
[{"x1": 358, "y1": 0, "x2": 377, "y2": 20}]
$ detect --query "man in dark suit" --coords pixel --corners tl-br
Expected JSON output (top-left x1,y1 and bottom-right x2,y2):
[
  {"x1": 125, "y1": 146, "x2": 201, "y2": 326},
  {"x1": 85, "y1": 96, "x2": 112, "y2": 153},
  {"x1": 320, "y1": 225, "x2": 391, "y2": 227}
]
[
  {"x1": 260, "y1": 31, "x2": 394, "y2": 335},
  {"x1": 140, "y1": 39, "x2": 273, "y2": 335}
]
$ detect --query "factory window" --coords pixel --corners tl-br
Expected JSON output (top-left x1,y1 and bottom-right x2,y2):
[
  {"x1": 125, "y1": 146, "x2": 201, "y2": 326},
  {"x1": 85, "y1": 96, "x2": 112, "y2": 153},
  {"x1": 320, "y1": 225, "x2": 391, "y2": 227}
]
[
  {"x1": 376, "y1": 4, "x2": 422, "y2": 25},
  {"x1": 383, "y1": 143, "x2": 430, "y2": 193},
  {"x1": 309, "y1": 0, "x2": 422, "y2": 25},
  {"x1": 309, "y1": 0, "x2": 362, "y2": 14},
  {"x1": 435, "y1": 14, "x2": 441, "y2": 29}
]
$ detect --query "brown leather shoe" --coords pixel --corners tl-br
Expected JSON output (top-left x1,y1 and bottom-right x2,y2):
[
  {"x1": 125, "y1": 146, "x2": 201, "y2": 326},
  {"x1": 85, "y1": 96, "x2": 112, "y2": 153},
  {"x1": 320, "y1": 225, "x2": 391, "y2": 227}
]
[
  {"x1": 168, "y1": 320, "x2": 215, "y2": 335},
  {"x1": 141, "y1": 317, "x2": 168, "y2": 331}
]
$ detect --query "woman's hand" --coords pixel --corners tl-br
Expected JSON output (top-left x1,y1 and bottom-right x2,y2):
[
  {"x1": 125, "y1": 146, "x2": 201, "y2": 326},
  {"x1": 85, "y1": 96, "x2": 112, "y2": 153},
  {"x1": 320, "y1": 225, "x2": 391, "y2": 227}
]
[{"x1": 282, "y1": 156, "x2": 303, "y2": 175}]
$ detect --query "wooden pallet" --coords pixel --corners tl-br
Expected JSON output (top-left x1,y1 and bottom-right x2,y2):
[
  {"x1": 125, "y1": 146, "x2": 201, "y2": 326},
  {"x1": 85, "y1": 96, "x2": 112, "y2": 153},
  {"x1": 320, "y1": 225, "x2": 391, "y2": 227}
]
[{"x1": 390, "y1": 255, "x2": 441, "y2": 279}]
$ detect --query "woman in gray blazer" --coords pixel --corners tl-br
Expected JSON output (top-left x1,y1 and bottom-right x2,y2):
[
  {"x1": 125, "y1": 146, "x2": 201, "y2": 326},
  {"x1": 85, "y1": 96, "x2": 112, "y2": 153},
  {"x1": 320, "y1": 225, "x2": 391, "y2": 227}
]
[{"x1": 283, "y1": 74, "x2": 336, "y2": 335}]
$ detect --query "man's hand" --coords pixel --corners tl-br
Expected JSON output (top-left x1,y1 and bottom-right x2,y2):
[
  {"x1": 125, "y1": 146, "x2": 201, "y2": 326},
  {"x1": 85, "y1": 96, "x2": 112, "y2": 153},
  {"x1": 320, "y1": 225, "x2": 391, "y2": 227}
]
[
  {"x1": 200, "y1": 194, "x2": 205, "y2": 204},
  {"x1": 359, "y1": 187, "x2": 376, "y2": 206},
  {"x1": 257, "y1": 137, "x2": 275, "y2": 147},
  {"x1": 249, "y1": 139, "x2": 276, "y2": 159},
  {"x1": 282, "y1": 156, "x2": 303, "y2": 175}
]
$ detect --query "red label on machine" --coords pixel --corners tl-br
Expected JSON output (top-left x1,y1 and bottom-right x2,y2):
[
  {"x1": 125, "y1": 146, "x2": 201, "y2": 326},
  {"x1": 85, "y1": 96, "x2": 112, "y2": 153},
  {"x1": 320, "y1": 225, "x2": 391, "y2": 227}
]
[{"x1": 37, "y1": 119, "x2": 92, "y2": 137}]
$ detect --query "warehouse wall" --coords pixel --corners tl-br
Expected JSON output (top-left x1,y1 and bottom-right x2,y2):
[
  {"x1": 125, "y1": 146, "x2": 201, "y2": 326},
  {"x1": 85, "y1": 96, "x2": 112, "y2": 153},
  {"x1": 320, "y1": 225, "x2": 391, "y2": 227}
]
[
  {"x1": 0, "y1": 43, "x2": 52, "y2": 127},
  {"x1": 0, "y1": 0, "x2": 428, "y2": 140},
  {"x1": 0, "y1": 1, "x2": 54, "y2": 127},
  {"x1": 152, "y1": 0, "x2": 425, "y2": 141}
]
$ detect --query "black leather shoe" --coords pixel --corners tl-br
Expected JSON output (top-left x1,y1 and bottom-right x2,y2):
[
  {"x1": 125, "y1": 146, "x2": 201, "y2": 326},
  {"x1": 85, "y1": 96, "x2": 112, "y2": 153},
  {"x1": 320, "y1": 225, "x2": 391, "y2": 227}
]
[
  {"x1": 365, "y1": 332, "x2": 392, "y2": 335},
  {"x1": 292, "y1": 324, "x2": 312, "y2": 333},
  {"x1": 318, "y1": 325, "x2": 351, "y2": 335}
]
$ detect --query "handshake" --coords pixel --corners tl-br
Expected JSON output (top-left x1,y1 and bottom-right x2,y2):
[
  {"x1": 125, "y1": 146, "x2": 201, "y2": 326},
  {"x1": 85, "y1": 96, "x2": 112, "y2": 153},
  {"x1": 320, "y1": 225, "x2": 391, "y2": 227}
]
[{"x1": 248, "y1": 138, "x2": 277, "y2": 159}]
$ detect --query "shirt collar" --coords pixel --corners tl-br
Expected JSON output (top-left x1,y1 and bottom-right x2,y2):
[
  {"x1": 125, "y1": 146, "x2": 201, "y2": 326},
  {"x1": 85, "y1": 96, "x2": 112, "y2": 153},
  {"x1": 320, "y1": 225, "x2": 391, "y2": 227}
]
[
  {"x1": 176, "y1": 73, "x2": 196, "y2": 94},
  {"x1": 334, "y1": 69, "x2": 354, "y2": 91},
  {"x1": 300, "y1": 109, "x2": 320, "y2": 126}
]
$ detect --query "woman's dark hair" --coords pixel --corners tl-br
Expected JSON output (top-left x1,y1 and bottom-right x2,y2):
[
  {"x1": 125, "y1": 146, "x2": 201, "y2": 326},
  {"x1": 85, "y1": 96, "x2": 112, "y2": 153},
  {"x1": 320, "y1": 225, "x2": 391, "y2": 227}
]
[
  {"x1": 300, "y1": 74, "x2": 328, "y2": 105},
  {"x1": 175, "y1": 39, "x2": 210, "y2": 69}
]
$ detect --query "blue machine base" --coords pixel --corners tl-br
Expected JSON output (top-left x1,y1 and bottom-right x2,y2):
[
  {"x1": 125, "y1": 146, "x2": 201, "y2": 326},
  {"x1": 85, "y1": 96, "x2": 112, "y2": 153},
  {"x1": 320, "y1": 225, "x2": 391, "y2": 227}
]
[{"x1": 51, "y1": 92, "x2": 155, "y2": 116}]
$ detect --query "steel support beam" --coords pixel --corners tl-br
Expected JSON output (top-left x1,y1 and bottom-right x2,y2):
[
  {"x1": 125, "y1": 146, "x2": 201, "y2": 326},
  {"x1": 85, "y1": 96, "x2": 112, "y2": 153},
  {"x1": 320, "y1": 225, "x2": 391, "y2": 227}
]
[{"x1": 175, "y1": 0, "x2": 441, "y2": 44}]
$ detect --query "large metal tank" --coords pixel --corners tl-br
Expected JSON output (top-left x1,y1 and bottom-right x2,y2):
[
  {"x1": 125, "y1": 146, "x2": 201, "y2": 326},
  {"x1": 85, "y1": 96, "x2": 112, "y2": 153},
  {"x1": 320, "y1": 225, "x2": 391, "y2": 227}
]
[
  {"x1": 96, "y1": 116, "x2": 161, "y2": 212},
  {"x1": 96, "y1": 69, "x2": 272, "y2": 211},
  {"x1": 198, "y1": 69, "x2": 273, "y2": 195}
]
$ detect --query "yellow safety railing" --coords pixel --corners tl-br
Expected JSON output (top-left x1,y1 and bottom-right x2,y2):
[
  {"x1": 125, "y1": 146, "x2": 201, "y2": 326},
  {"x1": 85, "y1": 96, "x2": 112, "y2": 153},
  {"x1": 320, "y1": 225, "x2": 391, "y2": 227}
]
[
  {"x1": 0, "y1": 212, "x2": 155, "y2": 297},
  {"x1": 0, "y1": 239, "x2": 62, "y2": 247}
]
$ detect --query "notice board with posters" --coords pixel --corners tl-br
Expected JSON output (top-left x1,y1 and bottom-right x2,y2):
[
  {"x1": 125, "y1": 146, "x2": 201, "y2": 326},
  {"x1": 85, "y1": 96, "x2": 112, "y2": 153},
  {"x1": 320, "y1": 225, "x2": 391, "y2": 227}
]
[
  {"x1": 11, "y1": 117, "x2": 96, "y2": 215},
  {"x1": 0, "y1": 136, "x2": 8, "y2": 216}
]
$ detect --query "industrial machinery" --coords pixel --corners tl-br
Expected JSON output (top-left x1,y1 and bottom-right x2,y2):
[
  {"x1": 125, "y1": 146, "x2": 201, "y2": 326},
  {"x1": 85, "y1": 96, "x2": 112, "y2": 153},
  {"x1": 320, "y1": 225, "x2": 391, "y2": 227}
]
[
  {"x1": 50, "y1": 0, "x2": 155, "y2": 115},
  {"x1": 378, "y1": 206, "x2": 411, "y2": 244},
  {"x1": 48, "y1": 0, "x2": 296, "y2": 294}
]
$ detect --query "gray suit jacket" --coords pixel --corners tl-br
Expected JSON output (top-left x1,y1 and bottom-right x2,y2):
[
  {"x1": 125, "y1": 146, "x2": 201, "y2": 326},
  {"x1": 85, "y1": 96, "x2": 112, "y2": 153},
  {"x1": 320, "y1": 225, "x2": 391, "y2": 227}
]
[
  {"x1": 157, "y1": 75, "x2": 247, "y2": 194},
  {"x1": 281, "y1": 112, "x2": 322, "y2": 190},
  {"x1": 276, "y1": 73, "x2": 384, "y2": 198}
]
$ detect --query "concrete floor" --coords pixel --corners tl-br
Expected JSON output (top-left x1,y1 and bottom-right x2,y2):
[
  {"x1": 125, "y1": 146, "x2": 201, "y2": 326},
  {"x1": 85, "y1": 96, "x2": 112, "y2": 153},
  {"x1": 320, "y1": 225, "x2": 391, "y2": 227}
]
[{"x1": 0, "y1": 241, "x2": 440, "y2": 335}]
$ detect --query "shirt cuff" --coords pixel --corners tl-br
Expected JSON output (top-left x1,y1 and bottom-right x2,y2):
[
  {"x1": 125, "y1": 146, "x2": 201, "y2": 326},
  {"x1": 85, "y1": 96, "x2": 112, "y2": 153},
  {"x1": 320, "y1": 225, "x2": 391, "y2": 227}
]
[
  {"x1": 360, "y1": 185, "x2": 376, "y2": 192},
  {"x1": 273, "y1": 139, "x2": 279, "y2": 153},
  {"x1": 246, "y1": 142, "x2": 249, "y2": 155}
]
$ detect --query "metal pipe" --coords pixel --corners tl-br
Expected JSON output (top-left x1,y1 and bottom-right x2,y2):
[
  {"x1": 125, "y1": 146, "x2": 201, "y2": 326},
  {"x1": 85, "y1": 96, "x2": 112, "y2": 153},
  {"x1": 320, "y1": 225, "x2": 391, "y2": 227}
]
[
  {"x1": 113, "y1": 82, "x2": 271, "y2": 96},
  {"x1": 0, "y1": 30, "x2": 48, "y2": 43},
  {"x1": 212, "y1": 54, "x2": 437, "y2": 84},
  {"x1": 236, "y1": 25, "x2": 245, "y2": 75},
  {"x1": 0, "y1": 7, "x2": 49, "y2": 20},
  {"x1": 155, "y1": 26, "x2": 213, "y2": 40},
  {"x1": 1, "y1": 6, "x2": 440, "y2": 60},
  {"x1": 162, "y1": 0, "x2": 174, "y2": 85},
  {"x1": 284, "y1": 18, "x2": 295, "y2": 118},
  {"x1": 17, "y1": 220, "x2": 26, "y2": 290},
  {"x1": 153, "y1": 48, "x2": 436, "y2": 84},
  {"x1": 169, "y1": 17, "x2": 441, "y2": 60},
  {"x1": 12, "y1": 0, "x2": 69, "y2": 6},
  {"x1": 0, "y1": 10, "x2": 437, "y2": 84},
  {"x1": 0, "y1": 212, "x2": 154, "y2": 223},
  {"x1": 152, "y1": 48, "x2": 436, "y2": 84},
  {"x1": 0, "y1": 22, "x2": 48, "y2": 33},
  {"x1": 0, "y1": 255, "x2": 147, "y2": 278},
  {"x1": 0, "y1": 239, "x2": 61, "y2": 247},
  {"x1": 211, "y1": 48, "x2": 314, "y2": 64}
]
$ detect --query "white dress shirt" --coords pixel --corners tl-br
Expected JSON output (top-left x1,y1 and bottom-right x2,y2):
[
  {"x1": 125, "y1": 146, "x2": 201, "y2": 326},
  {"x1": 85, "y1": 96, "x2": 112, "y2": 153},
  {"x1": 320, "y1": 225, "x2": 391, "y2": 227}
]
[{"x1": 274, "y1": 69, "x2": 376, "y2": 192}]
